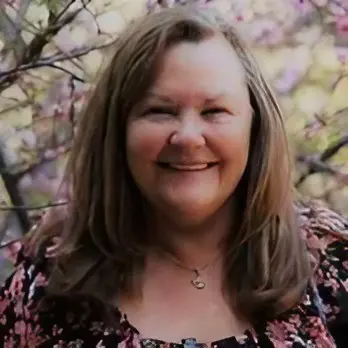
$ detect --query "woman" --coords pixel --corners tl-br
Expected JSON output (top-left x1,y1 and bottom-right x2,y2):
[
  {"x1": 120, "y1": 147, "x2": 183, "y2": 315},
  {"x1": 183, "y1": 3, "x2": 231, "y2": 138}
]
[{"x1": 1, "y1": 6, "x2": 347, "y2": 348}]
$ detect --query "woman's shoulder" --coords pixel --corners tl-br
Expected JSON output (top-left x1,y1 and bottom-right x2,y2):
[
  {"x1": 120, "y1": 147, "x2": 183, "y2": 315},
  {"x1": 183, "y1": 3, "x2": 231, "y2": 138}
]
[
  {"x1": 295, "y1": 201, "x2": 347, "y2": 287},
  {"x1": 1, "y1": 234, "x2": 50, "y2": 290},
  {"x1": 296, "y1": 201, "x2": 348, "y2": 346},
  {"x1": 296, "y1": 200, "x2": 348, "y2": 239},
  {"x1": 0, "y1": 233, "x2": 51, "y2": 346},
  {"x1": 296, "y1": 201, "x2": 347, "y2": 286},
  {"x1": 0, "y1": 229, "x2": 53, "y2": 304},
  {"x1": 0, "y1": 233, "x2": 117, "y2": 346},
  {"x1": 295, "y1": 201, "x2": 347, "y2": 262}
]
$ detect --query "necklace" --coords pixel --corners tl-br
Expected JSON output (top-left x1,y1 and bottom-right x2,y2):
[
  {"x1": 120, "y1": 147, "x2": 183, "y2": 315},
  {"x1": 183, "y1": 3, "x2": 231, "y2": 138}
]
[
  {"x1": 163, "y1": 252, "x2": 214, "y2": 290},
  {"x1": 190, "y1": 268, "x2": 208, "y2": 290}
]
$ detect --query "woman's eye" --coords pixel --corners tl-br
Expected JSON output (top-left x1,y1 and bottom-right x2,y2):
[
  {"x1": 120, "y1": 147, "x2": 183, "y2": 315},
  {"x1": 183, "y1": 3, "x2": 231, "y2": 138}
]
[
  {"x1": 142, "y1": 107, "x2": 175, "y2": 116},
  {"x1": 202, "y1": 108, "x2": 229, "y2": 116}
]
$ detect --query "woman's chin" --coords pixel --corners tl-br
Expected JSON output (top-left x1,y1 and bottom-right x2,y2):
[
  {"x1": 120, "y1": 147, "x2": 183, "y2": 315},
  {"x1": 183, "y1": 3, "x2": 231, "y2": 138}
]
[{"x1": 156, "y1": 195, "x2": 221, "y2": 225}]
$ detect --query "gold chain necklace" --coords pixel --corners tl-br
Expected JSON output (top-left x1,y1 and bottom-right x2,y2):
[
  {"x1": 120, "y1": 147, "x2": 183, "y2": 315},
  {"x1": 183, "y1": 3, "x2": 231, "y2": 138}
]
[
  {"x1": 162, "y1": 251, "x2": 219, "y2": 290},
  {"x1": 172, "y1": 259, "x2": 209, "y2": 290}
]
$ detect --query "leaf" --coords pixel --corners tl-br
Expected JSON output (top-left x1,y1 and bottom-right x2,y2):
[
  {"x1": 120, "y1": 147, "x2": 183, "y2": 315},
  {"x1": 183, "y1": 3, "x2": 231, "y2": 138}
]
[
  {"x1": 0, "y1": 84, "x2": 27, "y2": 104},
  {"x1": 0, "y1": 5, "x2": 27, "y2": 60},
  {"x1": 210, "y1": 0, "x2": 232, "y2": 14},
  {"x1": 279, "y1": 95, "x2": 296, "y2": 117},
  {"x1": 285, "y1": 113, "x2": 307, "y2": 134},
  {"x1": 312, "y1": 36, "x2": 341, "y2": 72},
  {"x1": 293, "y1": 84, "x2": 329, "y2": 116},
  {"x1": 294, "y1": 24, "x2": 322, "y2": 45},
  {"x1": 302, "y1": 131, "x2": 330, "y2": 153},
  {"x1": 116, "y1": 0, "x2": 147, "y2": 22},
  {"x1": 253, "y1": 47, "x2": 289, "y2": 80},
  {"x1": 25, "y1": 1, "x2": 49, "y2": 29},
  {"x1": 32, "y1": 117, "x2": 73, "y2": 149},
  {"x1": 0, "y1": 33, "x2": 5, "y2": 52},
  {"x1": 79, "y1": 49, "x2": 103, "y2": 78},
  {"x1": 329, "y1": 1, "x2": 347, "y2": 16},
  {"x1": 252, "y1": 0, "x2": 275, "y2": 16},
  {"x1": 55, "y1": 25, "x2": 93, "y2": 51},
  {"x1": 24, "y1": 189, "x2": 52, "y2": 207},
  {"x1": 299, "y1": 173, "x2": 327, "y2": 198},
  {"x1": 307, "y1": 64, "x2": 339, "y2": 86},
  {"x1": 249, "y1": 18, "x2": 285, "y2": 45},
  {"x1": 328, "y1": 186, "x2": 348, "y2": 215},
  {"x1": 20, "y1": 29, "x2": 35, "y2": 45},
  {"x1": 328, "y1": 147, "x2": 348, "y2": 168},
  {"x1": 0, "y1": 177, "x2": 12, "y2": 206},
  {"x1": 96, "y1": 11, "x2": 126, "y2": 35},
  {"x1": 325, "y1": 76, "x2": 348, "y2": 116},
  {"x1": 312, "y1": 0, "x2": 328, "y2": 6},
  {"x1": 41, "y1": 0, "x2": 61, "y2": 15},
  {"x1": 275, "y1": 45, "x2": 312, "y2": 93},
  {"x1": 1, "y1": 105, "x2": 33, "y2": 128},
  {"x1": 1, "y1": 128, "x2": 40, "y2": 174}
]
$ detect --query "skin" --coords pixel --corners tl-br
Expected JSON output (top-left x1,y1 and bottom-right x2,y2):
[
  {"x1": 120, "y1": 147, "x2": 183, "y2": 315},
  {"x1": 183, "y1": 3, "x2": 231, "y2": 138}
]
[{"x1": 123, "y1": 35, "x2": 253, "y2": 342}]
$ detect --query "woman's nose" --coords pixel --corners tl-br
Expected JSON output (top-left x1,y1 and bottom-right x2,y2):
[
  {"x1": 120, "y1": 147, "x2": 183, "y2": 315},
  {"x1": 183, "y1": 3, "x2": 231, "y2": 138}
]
[{"x1": 169, "y1": 117, "x2": 206, "y2": 149}]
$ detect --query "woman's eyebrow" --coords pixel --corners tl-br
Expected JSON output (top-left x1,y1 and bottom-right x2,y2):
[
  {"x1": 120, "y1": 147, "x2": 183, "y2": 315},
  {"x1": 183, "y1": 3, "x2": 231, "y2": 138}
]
[
  {"x1": 146, "y1": 91, "x2": 174, "y2": 103},
  {"x1": 145, "y1": 91, "x2": 245, "y2": 108},
  {"x1": 147, "y1": 91, "x2": 232, "y2": 101},
  {"x1": 204, "y1": 93, "x2": 231, "y2": 103}
]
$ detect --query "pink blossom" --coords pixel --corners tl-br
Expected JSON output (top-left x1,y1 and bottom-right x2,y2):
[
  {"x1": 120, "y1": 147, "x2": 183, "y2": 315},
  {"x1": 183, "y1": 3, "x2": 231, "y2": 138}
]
[
  {"x1": 343, "y1": 278, "x2": 348, "y2": 292},
  {"x1": 335, "y1": 46, "x2": 348, "y2": 63},
  {"x1": 4, "y1": 335, "x2": 16, "y2": 348},
  {"x1": 336, "y1": 15, "x2": 348, "y2": 33},
  {"x1": 306, "y1": 234, "x2": 328, "y2": 251},
  {"x1": 267, "y1": 321, "x2": 288, "y2": 341},
  {"x1": 14, "y1": 319, "x2": 27, "y2": 336}
]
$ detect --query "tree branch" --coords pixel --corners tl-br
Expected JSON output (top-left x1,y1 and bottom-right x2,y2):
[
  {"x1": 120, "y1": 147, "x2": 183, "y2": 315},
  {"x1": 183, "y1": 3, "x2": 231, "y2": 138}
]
[
  {"x1": 0, "y1": 145, "x2": 30, "y2": 232},
  {"x1": 0, "y1": 42, "x2": 114, "y2": 85},
  {"x1": 69, "y1": 76, "x2": 76, "y2": 123},
  {"x1": 296, "y1": 155, "x2": 338, "y2": 175},
  {"x1": 320, "y1": 135, "x2": 348, "y2": 162},
  {"x1": 0, "y1": 200, "x2": 68, "y2": 211},
  {"x1": 0, "y1": 7, "x2": 27, "y2": 60},
  {"x1": 0, "y1": 140, "x2": 71, "y2": 180},
  {"x1": 81, "y1": 0, "x2": 101, "y2": 34},
  {"x1": 296, "y1": 135, "x2": 348, "y2": 186},
  {"x1": 0, "y1": 3, "x2": 86, "y2": 91},
  {"x1": 51, "y1": 0, "x2": 77, "y2": 24},
  {"x1": 46, "y1": 63, "x2": 85, "y2": 82}
]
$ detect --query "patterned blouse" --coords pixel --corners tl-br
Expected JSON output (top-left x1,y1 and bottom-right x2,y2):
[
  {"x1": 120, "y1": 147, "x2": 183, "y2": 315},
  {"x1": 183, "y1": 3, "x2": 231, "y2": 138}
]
[{"x1": 1, "y1": 203, "x2": 347, "y2": 348}]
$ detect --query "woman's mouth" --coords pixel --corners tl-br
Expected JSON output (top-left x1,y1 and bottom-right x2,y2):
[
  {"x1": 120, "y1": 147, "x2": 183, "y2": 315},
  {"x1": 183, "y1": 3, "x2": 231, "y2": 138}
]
[{"x1": 157, "y1": 162, "x2": 219, "y2": 171}]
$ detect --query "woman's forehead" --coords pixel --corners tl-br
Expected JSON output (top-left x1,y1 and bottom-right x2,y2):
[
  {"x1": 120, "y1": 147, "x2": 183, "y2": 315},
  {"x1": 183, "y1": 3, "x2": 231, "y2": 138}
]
[{"x1": 146, "y1": 37, "x2": 249, "y2": 104}]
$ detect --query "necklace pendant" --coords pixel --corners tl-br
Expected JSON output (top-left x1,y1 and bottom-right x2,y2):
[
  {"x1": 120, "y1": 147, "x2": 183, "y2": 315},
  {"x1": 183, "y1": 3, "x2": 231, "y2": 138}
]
[{"x1": 191, "y1": 274, "x2": 206, "y2": 290}]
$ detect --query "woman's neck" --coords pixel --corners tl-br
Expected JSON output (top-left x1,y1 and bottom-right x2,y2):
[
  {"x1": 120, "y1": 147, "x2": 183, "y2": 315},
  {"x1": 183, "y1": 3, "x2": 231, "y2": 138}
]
[{"x1": 148, "y1": 200, "x2": 235, "y2": 268}]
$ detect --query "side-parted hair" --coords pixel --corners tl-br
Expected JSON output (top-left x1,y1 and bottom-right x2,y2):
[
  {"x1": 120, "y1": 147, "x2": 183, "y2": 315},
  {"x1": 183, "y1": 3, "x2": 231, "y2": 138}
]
[{"x1": 28, "y1": 5, "x2": 310, "y2": 325}]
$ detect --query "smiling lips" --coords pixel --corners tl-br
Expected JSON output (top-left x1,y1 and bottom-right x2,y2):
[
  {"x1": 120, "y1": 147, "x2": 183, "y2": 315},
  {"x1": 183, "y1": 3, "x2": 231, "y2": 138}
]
[{"x1": 157, "y1": 162, "x2": 218, "y2": 171}]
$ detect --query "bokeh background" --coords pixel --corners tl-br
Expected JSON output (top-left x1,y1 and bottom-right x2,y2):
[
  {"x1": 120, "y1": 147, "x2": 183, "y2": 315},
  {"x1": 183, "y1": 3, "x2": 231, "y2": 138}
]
[{"x1": 0, "y1": 0, "x2": 347, "y2": 282}]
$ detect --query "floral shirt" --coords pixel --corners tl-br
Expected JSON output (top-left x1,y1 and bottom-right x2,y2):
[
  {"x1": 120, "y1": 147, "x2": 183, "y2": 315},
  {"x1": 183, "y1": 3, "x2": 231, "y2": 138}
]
[{"x1": 1, "y1": 203, "x2": 347, "y2": 348}]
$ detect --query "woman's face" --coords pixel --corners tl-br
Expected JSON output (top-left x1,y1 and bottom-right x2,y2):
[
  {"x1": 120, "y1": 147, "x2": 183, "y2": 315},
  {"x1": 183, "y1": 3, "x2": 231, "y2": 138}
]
[{"x1": 126, "y1": 35, "x2": 253, "y2": 224}]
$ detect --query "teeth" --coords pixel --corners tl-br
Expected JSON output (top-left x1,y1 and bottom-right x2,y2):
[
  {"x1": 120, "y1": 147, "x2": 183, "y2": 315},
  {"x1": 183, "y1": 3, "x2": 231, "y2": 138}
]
[{"x1": 168, "y1": 164, "x2": 208, "y2": 170}]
